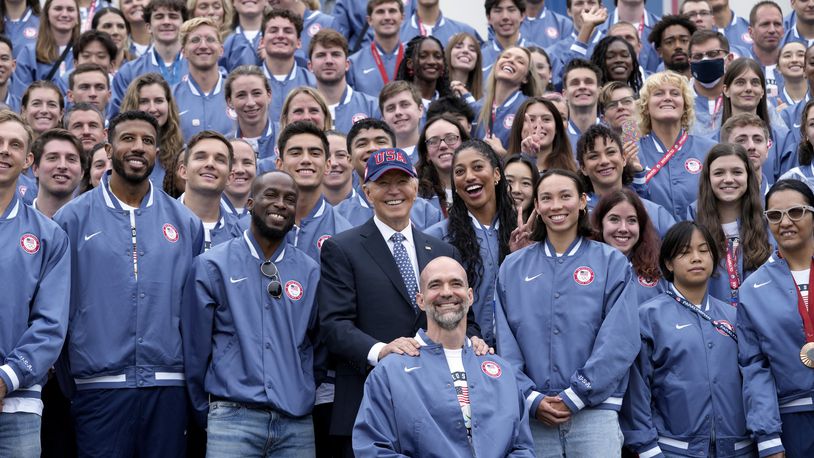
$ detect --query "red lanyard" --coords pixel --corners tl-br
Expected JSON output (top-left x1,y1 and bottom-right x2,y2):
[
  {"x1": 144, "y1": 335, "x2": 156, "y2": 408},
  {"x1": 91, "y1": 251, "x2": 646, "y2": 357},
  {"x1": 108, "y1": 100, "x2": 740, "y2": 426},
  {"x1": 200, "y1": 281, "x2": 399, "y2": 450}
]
[
  {"x1": 710, "y1": 96, "x2": 723, "y2": 127},
  {"x1": 725, "y1": 237, "x2": 740, "y2": 306},
  {"x1": 644, "y1": 131, "x2": 689, "y2": 183},
  {"x1": 83, "y1": 0, "x2": 97, "y2": 31},
  {"x1": 637, "y1": 11, "x2": 645, "y2": 39},
  {"x1": 371, "y1": 42, "x2": 404, "y2": 85},
  {"x1": 793, "y1": 260, "x2": 814, "y2": 343}
]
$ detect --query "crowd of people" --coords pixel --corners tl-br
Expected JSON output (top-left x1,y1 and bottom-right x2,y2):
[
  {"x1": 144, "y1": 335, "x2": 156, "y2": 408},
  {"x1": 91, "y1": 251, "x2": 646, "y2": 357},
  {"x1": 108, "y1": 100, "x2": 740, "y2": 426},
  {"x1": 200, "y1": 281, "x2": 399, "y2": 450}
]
[{"x1": 2, "y1": 0, "x2": 814, "y2": 456}]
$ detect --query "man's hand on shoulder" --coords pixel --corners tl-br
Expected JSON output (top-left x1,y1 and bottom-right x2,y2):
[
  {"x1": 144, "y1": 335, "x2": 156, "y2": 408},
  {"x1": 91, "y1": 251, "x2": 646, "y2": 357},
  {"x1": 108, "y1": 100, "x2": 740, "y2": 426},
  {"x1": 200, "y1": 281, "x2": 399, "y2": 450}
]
[
  {"x1": 471, "y1": 336, "x2": 494, "y2": 356},
  {"x1": 378, "y1": 337, "x2": 421, "y2": 361}
]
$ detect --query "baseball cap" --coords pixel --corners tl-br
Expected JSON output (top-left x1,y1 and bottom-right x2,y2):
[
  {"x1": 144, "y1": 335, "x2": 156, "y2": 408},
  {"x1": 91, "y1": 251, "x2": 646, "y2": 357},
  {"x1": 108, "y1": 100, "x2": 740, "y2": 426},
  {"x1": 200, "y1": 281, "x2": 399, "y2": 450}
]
[{"x1": 364, "y1": 148, "x2": 417, "y2": 183}]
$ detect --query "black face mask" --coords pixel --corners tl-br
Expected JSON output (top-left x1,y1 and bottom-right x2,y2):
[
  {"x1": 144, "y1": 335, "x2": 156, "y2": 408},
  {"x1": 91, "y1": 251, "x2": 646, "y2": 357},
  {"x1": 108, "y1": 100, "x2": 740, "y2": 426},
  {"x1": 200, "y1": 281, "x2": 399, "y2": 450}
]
[{"x1": 691, "y1": 58, "x2": 725, "y2": 86}]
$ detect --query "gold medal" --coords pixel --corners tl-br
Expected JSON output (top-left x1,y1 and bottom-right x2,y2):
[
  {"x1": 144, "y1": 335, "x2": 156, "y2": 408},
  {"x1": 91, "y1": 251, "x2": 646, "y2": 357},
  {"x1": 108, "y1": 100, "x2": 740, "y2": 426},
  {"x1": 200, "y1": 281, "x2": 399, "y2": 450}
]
[{"x1": 801, "y1": 342, "x2": 814, "y2": 368}]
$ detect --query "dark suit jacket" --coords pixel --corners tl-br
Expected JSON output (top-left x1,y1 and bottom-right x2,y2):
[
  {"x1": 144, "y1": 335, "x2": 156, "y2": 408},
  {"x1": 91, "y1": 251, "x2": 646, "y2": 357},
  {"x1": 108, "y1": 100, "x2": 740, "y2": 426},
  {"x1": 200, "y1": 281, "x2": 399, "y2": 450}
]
[{"x1": 318, "y1": 218, "x2": 479, "y2": 436}]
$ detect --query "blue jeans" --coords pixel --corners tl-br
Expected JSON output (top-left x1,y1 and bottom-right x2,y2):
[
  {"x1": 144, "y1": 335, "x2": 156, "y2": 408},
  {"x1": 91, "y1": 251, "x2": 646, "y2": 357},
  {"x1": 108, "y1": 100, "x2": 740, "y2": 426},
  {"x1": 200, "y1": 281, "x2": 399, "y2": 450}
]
[
  {"x1": 205, "y1": 401, "x2": 315, "y2": 458},
  {"x1": 0, "y1": 412, "x2": 41, "y2": 458},
  {"x1": 530, "y1": 408, "x2": 623, "y2": 458}
]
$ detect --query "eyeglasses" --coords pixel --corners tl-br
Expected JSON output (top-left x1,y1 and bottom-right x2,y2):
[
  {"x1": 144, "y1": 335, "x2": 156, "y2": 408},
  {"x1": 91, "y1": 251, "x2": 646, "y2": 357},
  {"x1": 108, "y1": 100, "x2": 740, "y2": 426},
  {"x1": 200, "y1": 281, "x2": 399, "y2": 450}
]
[
  {"x1": 764, "y1": 205, "x2": 814, "y2": 224},
  {"x1": 425, "y1": 133, "x2": 460, "y2": 150},
  {"x1": 261, "y1": 260, "x2": 282, "y2": 299},
  {"x1": 690, "y1": 49, "x2": 727, "y2": 61},
  {"x1": 684, "y1": 10, "x2": 711, "y2": 18},
  {"x1": 604, "y1": 96, "x2": 635, "y2": 111}
]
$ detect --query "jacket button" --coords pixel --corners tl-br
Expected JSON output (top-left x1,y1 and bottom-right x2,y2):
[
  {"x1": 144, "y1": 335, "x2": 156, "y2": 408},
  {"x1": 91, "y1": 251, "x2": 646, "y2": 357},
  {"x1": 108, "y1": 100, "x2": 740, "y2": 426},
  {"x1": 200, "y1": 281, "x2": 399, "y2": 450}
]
[{"x1": 138, "y1": 337, "x2": 144, "y2": 344}]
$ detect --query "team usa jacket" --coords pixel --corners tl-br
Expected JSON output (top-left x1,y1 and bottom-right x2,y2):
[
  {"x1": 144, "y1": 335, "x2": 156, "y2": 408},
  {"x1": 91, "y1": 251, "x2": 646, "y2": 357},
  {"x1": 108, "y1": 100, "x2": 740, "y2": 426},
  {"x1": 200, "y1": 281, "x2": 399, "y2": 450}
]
[
  {"x1": 352, "y1": 329, "x2": 535, "y2": 458},
  {"x1": 4, "y1": 8, "x2": 39, "y2": 58},
  {"x1": 286, "y1": 196, "x2": 352, "y2": 263},
  {"x1": 495, "y1": 237, "x2": 640, "y2": 417},
  {"x1": 172, "y1": 73, "x2": 236, "y2": 143},
  {"x1": 399, "y1": 11, "x2": 482, "y2": 45},
  {"x1": 737, "y1": 254, "x2": 814, "y2": 457},
  {"x1": 347, "y1": 41, "x2": 405, "y2": 99},
  {"x1": 636, "y1": 130, "x2": 717, "y2": 221},
  {"x1": 621, "y1": 288, "x2": 754, "y2": 458},
  {"x1": 520, "y1": 6, "x2": 573, "y2": 49},
  {"x1": 219, "y1": 27, "x2": 262, "y2": 72},
  {"x1": 53, "y1": 172, "x2": 204, "y2": 391},
  {"x1": 111, "y1": 48, "x2": 189, "y2": 116},
  {"x1": 0, "y1": 194, "x2": 70, "y2": 409},
  {"x1": 177, "y1": 194, "x2": 242, "y2": 250},
  {"x1": 332, "y1": 86, "x2": 381, "y2": 136},
  {"x1": 182, "y1": 231, "x2": 320, "y2": 426},
  {"x1": 469, "y1": 90, "x2": 527, "y2": 152},
  {"x1": 262, "y1": 62, "x2": 317, "y2": 124},
  {"x1": 426, "y1": 216, "x2": 501, "y2": 347}
]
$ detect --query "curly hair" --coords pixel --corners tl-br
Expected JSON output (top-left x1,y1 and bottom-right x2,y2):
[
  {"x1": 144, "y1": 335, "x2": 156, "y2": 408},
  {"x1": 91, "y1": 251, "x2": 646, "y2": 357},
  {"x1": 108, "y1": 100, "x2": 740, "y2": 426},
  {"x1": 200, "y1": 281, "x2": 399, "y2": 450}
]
[
  {"x1": 695, "y1": 143, "x2": 771, "y2": 272},
  {"x1": 636, "y1": 70, "x2": 696, "y2": 135},
  {"x1": 575, "y1": 124, "x2": 634, "y2": 193},
  {"x1": 447, "y1": 139, "x2": 517, "y2": 292},
  {"x1": 396, "y1": 35, "x2": 452, "y2": 99},
  {"x1": 591, "y1": 35, "x2": 642, "y2": 94},
  {"x1": 592, "y1": 188, "x2": 661, "y2": 279},
  {"x1": 120, "y1": 73, "x2": 184, "y2": 174}
]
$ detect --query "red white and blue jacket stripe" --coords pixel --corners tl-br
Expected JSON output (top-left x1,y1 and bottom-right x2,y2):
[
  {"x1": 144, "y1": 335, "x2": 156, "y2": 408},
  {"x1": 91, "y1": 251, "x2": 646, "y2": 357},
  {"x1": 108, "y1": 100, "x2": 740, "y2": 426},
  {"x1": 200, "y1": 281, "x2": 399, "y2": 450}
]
[
  {"x1": 352, "y1": 329, "x2": 535, "y2": 458},
  {"x1": 495, "y1": 237, "x2": 640, "y2": 418},
  {"x1": 53, "y1": 171, "x2": 204, "y2": 391}
]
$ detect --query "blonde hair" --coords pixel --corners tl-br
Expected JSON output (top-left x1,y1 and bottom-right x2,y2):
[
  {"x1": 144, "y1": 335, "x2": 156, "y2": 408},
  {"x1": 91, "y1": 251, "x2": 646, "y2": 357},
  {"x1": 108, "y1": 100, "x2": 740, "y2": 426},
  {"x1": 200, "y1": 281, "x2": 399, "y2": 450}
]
[
  {"x1": 636, "y1": 71, "x2": 695, "y2": 135},
  {"x1": 478, "y1": 46, "x2": 542, "y2": 130},
  {"x1": 0, "y1": 109, "x2": 35, "y2": 151},
  {"x1": 186, "y1": 0, "x2": 234, "y2": 36},
  {"x1": 180, "y1": 17, "x2": 222, "y2": 47},
  {"x1": 280, "y1": 87, "x2": 333, "y2": 131}
]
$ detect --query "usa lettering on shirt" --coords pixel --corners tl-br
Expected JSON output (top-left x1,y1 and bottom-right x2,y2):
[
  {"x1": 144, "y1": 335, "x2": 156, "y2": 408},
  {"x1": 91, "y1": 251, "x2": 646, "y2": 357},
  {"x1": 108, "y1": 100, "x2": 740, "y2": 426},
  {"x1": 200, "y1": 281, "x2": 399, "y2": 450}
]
[
  {"x1": 444, "y1": 348, "x2": 471, "y2": 435},
  {"x1": 792, "y1": 268, "x2": 810, "y2": 311}
]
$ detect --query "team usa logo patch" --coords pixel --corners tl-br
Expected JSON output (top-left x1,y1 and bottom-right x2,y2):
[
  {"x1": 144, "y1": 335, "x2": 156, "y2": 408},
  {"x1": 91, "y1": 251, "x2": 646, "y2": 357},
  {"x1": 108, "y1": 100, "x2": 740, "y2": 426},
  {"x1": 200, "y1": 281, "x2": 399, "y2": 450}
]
[
  {"x1": 742, "y1": 32, "x2": 753, "y2": 44},
  {"x1": 573, "y1": 266, "x2": 594, "y2": 285},
  {"x1": 24, "y1": 27, "x2": 37, "y2": 39},
  {"x1": 226, "y1": 107, "x2": 238, "y2": 120},
  {"x1": 162, "y1": 223, "x2": 179, "y2": 243},
  {"x1": 20, "y1": 233, "x2": 40, "y2": 255},
  {"x1": 285, "y1": 280, "x2": 304, "y2": 300},
  {"x1": 546, "y1": 26, "x2": 559, "y2": 39},
  {"x1": 713, "y1": 320, "x2": 735, "y2": 337},
  {"x1": 638, "y1": 275, "x2": 658, "y2": 288},
  {"x1": 317, "y1": 235, "x2": 331, "y2": 250},
  {"x1": 684, "y1": 158, "x2": 702, "y2": 174},
  {"x1": 481, "y1": 361, "x2": 502, "y2": 378},
  {"x1": 503, "y1": 114, "x2": 515, "y2": 130},
  {"x1": 351, "y1": 113, "x2": 368, "y2": 124},
  {"x1": 308, "y1": 23, "x2": 321, "y2": 37},
  {"x1": 18, "y1": 184, "x2": 28, "y2": 196}
]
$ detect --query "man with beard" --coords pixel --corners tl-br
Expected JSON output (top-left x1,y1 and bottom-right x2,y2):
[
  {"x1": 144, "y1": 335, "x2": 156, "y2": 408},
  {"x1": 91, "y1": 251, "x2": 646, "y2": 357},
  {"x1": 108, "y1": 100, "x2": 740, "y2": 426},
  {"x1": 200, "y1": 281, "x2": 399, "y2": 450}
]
[
  {"x1": 182, "y1": 170, "x2": 321, "y2": 456},
  {"x1": 352, "y1": 256, "x2": 533, "y2": 457},
  {"x1": 649, "y1": 15, "x2": 697, "y2": 78},
  {"x1": 53, "y1": 110, "x2": 203, "y2": 457},
  {"x1": 30, "y1": 129, "x2": 85, "y2": 218}
]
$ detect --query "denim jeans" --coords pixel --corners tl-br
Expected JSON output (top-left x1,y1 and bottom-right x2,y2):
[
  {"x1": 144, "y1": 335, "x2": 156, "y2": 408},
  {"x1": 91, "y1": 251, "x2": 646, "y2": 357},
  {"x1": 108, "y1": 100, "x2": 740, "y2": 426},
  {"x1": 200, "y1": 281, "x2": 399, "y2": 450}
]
[
  {"x1": 530, "y1": 408, "x2": 623, "y2": 457},
  {"x1": 205, "y1": 401, "x2": 315, "y2": 458},
  {"x1": 0, "y1": 412, "x2": 41, "y2": 458}
]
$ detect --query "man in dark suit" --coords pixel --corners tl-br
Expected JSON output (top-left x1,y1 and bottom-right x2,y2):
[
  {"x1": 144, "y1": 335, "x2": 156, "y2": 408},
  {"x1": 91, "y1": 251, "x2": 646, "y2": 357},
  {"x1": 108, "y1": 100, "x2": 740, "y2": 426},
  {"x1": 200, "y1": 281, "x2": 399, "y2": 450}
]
[{"x1": 319, "y1": 148, "x2": 484, "y2": 456}]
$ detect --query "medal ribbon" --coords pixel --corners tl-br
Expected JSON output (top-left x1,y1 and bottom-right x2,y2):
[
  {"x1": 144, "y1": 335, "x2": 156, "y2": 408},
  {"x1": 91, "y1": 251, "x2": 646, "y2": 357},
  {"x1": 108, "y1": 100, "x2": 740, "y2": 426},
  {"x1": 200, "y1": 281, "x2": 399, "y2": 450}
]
[
  {"x1": 371, "y1": 42, "x2": 405, "y2": 85},
  {"x1": 793, "y1": 260, "x2": 814, "y2": 343},
  {"x1": 644, "y1": 131, "x2": 689, "y2": 183},
  {"x1": 725, "y1": 237, "x2": 741, "y2": 307},
  {"x1": 666, "y1": 290, "x2": 737, "y2": 342}
]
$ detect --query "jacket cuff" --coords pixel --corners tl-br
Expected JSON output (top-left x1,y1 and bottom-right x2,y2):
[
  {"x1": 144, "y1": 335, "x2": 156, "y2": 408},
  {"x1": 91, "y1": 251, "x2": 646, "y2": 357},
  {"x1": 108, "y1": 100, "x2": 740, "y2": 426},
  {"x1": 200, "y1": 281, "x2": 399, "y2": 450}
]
[
  {"x1": 559, "y1": 387, "x2": 586, "y2": 413},
  {"x1": 0, "y1": 364, "x2": 19, "y2": 393},
  {"x1": 637, "y1": 443, "x2": 664, "y2": 458},
  {"x1": 527, "y1": 391, "x2": 543, "y2": 419},
  {"x1": 367, "y1": 342, "x2": 386, "y2": 367},
  {"x1": 570, "y1": 41, "x2": 588, "y2": 56},
  {"x1": 756, "y1": 434, "x2": 784, "y2": 457}
]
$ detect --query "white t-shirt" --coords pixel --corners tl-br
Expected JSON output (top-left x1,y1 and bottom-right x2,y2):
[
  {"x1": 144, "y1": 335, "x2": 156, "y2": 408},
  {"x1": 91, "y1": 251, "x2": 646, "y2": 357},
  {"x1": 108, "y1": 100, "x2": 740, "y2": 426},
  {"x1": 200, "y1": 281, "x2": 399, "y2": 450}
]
[
  {"x1": 793, "y1": 268, "x2": 810, "y2": 311},
  {"x1": 722, "y1": 221, "x2": 739, "y2": 239},
  {"x1": 444, "y1": 348, "x2": 471, "y2": 436}
]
